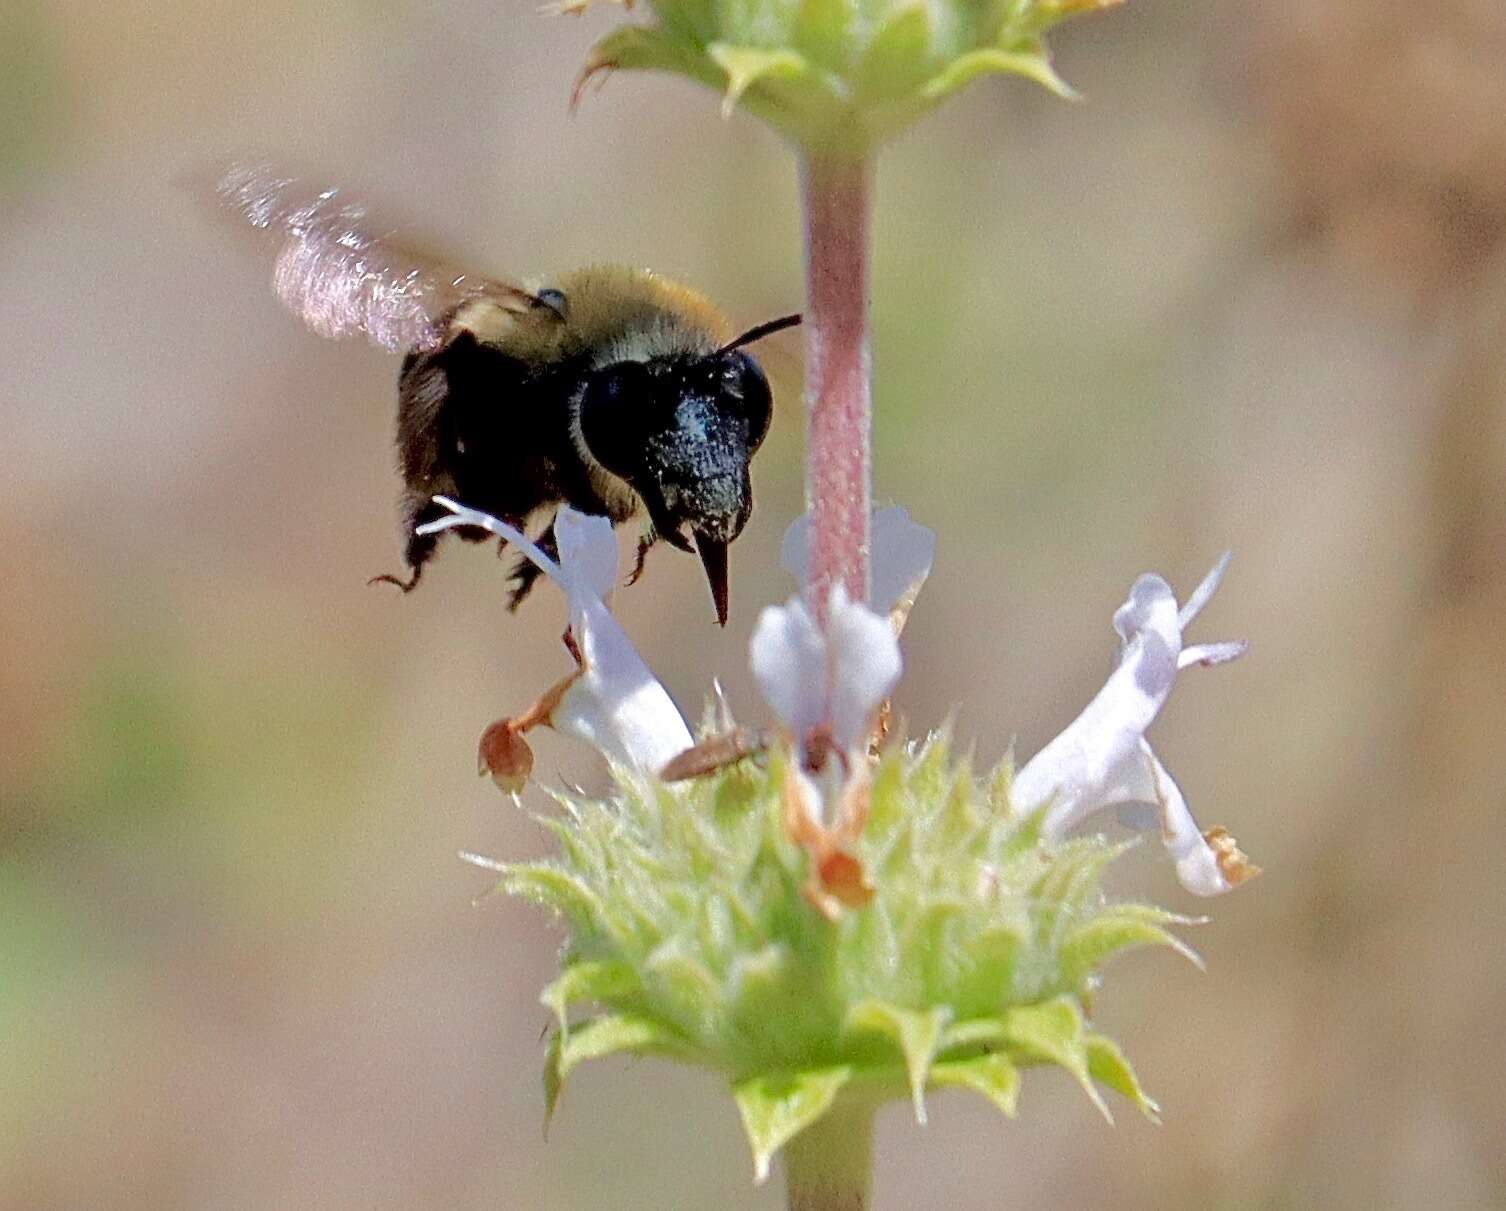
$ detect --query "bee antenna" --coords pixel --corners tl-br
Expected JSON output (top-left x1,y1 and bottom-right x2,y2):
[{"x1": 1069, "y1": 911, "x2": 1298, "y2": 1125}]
[{"x1": 718, "y1": 313, "x2": 802, "y2": 355}]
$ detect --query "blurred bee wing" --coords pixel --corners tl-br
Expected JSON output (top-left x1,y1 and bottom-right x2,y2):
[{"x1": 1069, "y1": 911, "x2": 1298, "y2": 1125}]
[{"x1": 218, "y1": 163, "x2": 534, "y2": 353}]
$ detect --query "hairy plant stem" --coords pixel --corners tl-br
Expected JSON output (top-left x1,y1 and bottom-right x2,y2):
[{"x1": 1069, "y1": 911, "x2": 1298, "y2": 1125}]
[
  {"x1": 801, "y1": 151, "x2": 873, "y2": 618},
  {"x1": 783, "y1": 1094, "x2": 877, "y2": 1211}
]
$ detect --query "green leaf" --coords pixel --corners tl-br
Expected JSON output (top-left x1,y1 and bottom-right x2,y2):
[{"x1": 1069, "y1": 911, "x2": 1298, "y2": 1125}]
[
  {"x1": 866, "y1": 750, "x2": 909, "y2": 842},
  {"x1": 984, "y1": 749, "x2": 1016, "y2": 817},
  {"x1": 535, "y1": 815, "x2": 602, "y2": 878},
  {"x1": 1001, "y1": 996, "x2": 1110, "y2": 1121},
  {"x1": 1061, "y1": 912, "x2": 1202, "y2": 990},
  {"x1": 907, "y1": 731, "x2": 953, "y2": 809},
  {"x1": 935, "y1": 763, "x2": 982, "y2": 856},
  {"x1": 540, "y1": 961, "x2": 640, "y2": 1044},
  {"x1": 583, "y1": 26, "x2": 727, "y2": 95},
  {"x1": 725, "y1": 944, "x2": 806, "y2": 1044},
  {"x1": 649, "y1": 0, "x2": 719, "y2": 45},
  {"x1": 920, "y1": 45, "x2": 1078, "y2": 104},
  {"x1": 940, "y1": 1015, "x2": 1009, "y2": 1054},
  {"x1": 1085, "y1": 1034, "x2": 1161, "y2": 1124},
  {"x1": 644, "y1": 939, "x2": 722, "y2": 1034},
  {"x1": 851, "y1": 3, "x2": 935, "y2": 103},
  {"x1": 542, "y1": 1029, "x2": 564, "y2": 1132},
  {"x1": 930, "y1": 1053, "x2": 1021, "y2": 1118},
  {"x1": 844, "y1": 1000, "x2": 951, "y2": 1123},
  {"x1": 718, "y1": 0, "x2": 798, "y2": 47},
  {"x1": 503, "y1": 863, "x2": 603, "y2": 931},
  {"x1": 707, "y1": 43, "x2": 811, "y2": 117},
  {"x1": 952, "y1": 919, "x2": 1026, "y2": 1015},
  {"x1": 557, "y1": 1013, "x2": 688, "y2": 1084},
  {"x1": 795, "y1": 0, "x2": 858, "y2": 74},
  {"x1": 901, "y1": 897, "x2": 965, "y2": 999},
  {"x1": 733, "y1": 1067, "x2": 852, "y2": 1185}
]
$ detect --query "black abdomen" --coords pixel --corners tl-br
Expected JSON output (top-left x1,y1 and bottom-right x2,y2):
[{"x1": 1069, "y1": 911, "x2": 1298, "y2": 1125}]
[{"x1": 394, "y1": 332, "x2": 613, "y2": 576}]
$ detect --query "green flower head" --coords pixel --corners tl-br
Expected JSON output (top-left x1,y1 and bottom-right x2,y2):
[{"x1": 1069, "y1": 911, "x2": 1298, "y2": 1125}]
[
  {"x1": 427, "y1": 499, "x2": 1255, "y2": 1182},
  {"x1": 479, "y1": 738, "x2": 1182, "y2": 1182},
  {"x1": 561, "y1": 0, "x2": 1125, "y2": 152}
]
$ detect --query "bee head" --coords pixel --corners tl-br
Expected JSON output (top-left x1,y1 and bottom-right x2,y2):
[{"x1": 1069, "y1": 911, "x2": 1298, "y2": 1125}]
[{"x1": 578, "y1": 349, "x2": 774, "y2": 624}]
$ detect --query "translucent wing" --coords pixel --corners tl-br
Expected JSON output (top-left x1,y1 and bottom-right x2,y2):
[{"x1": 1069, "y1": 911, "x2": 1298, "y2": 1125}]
[{"x1": 218, "y1": 163, "x2": 533, "y2": 354}]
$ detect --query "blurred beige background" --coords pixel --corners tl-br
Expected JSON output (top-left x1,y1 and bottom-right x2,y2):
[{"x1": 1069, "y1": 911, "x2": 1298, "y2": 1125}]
[{"x1": 3, "y1": 1, "x2": 1504, "y2": 1207}]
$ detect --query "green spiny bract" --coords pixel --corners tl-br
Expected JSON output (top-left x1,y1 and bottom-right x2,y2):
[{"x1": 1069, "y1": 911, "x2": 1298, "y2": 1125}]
[
  {"x1": 485, "y1": 732, "x2": 1192, "y2": 1181},
  {"x1": 574, "y1": 0, "x2": 1124, "y2": 153}
]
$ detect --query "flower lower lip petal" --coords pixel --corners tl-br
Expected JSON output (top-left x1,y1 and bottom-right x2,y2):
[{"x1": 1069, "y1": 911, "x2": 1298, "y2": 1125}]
[{"x1": 1015, "y1": 553, "x2": 1253, "y2": 895}]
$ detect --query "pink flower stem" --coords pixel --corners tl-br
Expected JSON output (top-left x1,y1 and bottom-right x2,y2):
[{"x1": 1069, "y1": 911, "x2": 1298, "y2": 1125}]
[{"x1": 801, "y1": 151, "x2": 873, "y2": 619}]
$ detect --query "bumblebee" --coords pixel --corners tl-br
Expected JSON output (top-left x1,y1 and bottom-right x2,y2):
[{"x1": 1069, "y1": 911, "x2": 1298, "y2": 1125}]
[{"x1": 220, "y1": 164, "x2": 797, "y2": 623}]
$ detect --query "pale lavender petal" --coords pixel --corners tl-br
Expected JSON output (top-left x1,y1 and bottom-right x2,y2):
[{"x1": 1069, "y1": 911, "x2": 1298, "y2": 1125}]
[
  {"x1": 1017, "y1": 572, "x2": 1200, "y2": 824},
  {"x1": 1177, "y1": 551, "x2": 1233, "y2": 630},
  {"x1": 557, "y1": 597, "x2": 693, "y2": 773},
  {"x1": 1112, "y1": 574, "x2": 1178, "y2": 651},
  {"x1": 1179, "y1": 640, "x2": 1248, "y2": 669},
  {"x1": 777, "y1": 514, "x2": 809, "y2": 582},
  {"x1": 1034, "y1": 736, "x2": 1233, "y2": 896},
  {"x1": 749, "y1": 595, "x2": 827, "y2": 743},
  {"x1": 1146, "y1": 746, "x2": 1232, "y2": 896},
  {"x1": 1024, "y1": 710, "x2": 1155, "y2": 842},
  {"x1": 1017, "y1": 555, "x2": 1247, "y2": 894},
  {"x1": 554, "y1": 507, "x2": 619, "y2": 602},
  {"x1": 779, "y1": 506, "x2": 937, "y2": 616},
  {"x1": 1019, "y1": 580, "x2": 1181, "y2": 822},
  {"x1": 869, "y1": 507, "x2": 938, "y2": 618},
  {"x1": 825, "y1": 586, "x2": 902, "y2": 752},
  {"x1": 419, "y1": 498, "x2": 691, "y2": 773}
]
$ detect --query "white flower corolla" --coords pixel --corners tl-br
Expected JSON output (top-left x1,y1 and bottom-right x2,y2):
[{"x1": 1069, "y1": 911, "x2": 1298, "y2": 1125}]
[
  {"x1": 754, "y1": 505, "x2": 937, "y2": 779},
  {"x1": 780, "y1": 505, "x2": 938, "y2": 621},
  {"x1": 750, "y1": 508, "x2": 936, "y2": 915},
  {"x1": 750, "y1": 585, "x2": 902, "y2": 770},
  {"x1": 1011, "y1": 553, "x2": 1257, "y2": 897},
  {"x1": 417, "y1": 498, "x2": 693, "y2": 774}
]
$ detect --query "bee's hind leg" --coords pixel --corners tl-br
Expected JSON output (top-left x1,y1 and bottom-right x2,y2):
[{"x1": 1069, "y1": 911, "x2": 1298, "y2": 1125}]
[
  {"x1": 369, "y1": 526, "x2": 436, "y2": 593},
  {"x1": 627, "y1": 527, "x2": 657, "y2": 586},
  {"x1": 370, "y1": 496, "x2": 485, "y2": 593},
  {"x1": 368, "y1": 566, "x2": 423, "y2": 592}
]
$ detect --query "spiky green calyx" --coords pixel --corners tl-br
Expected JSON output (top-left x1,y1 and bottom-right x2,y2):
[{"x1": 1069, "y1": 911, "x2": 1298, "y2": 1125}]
[
  {"x1": 483, "y1": 733, "x2": 1192, "y2": 1182},
  {"x1": 570, "y1": 0, "x2": 1124, "y2": 153}
]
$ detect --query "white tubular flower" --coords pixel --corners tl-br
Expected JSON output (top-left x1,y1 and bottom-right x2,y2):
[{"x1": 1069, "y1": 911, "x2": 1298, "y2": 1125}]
[
  {"x1": 780, "y1": 505, "x2": 938, "y2": 622},
  {"x1": 1011, "y1": 553, "x2": 1258, "y2": 897},
  {"x1": 755, "y1": 504, "x2": 937, "y2": 779},
  {"x1": 750, "y1": 508, "x2": 937, "y2": 916},
  {"x1": 750, "y1": 585, "x2": 902, "y2": 772},
  {"x1": 418, "y1": 498, "x2": 693, "y2": 775}
]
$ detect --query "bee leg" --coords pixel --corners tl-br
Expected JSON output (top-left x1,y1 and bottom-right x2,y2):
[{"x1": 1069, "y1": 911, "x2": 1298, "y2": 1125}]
[
  {"x1": 368, "y1": 567, "x2": 422, "y2": 592},
  {"x1": 506, "y1": 525, "x2": 560, "y2": 612},
  {"x1": 368, "y1": 528, "x2": 436, "y2": 592},
  {"x1": 370, "y1": 497, "x2": 479, "y2": 593},
  {"x1": 627, "y1": 529, "x2": 657, "y2": 586}
]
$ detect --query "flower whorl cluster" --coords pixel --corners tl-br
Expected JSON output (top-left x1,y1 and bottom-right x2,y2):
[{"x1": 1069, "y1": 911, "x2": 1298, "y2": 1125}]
[
  {"x1": 432, "y1": 496, "x2": 1255, "y2": 1180},
  {"x1": 565, "y1": 0, "x2": 1126, "y2": 152}
]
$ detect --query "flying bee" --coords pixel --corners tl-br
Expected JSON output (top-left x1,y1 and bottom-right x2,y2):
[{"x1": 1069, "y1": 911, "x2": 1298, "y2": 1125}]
[{"x1": 219, "y1": 164, "x2": 798, "y2": 623}]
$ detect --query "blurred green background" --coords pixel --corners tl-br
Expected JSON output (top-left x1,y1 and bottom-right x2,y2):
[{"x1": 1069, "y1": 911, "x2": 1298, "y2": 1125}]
[{"x1": 3, "y1": 2, "x2": 1504, "y2": 1207}]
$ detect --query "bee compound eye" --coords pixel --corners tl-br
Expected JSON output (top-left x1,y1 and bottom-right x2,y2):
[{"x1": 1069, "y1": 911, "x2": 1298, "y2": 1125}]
[
  {"x1": 578, "y1": 361, "x2": 652, "y2": 477},
  {"x1": 532, "y1": 288, "x2": 567, "y2": 320},
  {"x1": 727, "y1": 352, "x2": 773, "y2": 450}
]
